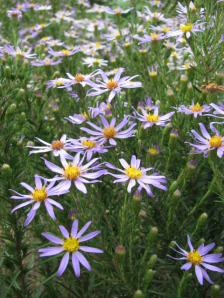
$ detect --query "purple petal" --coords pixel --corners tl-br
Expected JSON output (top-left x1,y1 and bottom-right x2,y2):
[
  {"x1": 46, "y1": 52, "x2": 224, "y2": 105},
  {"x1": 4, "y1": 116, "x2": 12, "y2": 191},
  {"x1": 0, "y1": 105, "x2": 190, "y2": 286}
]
[
  {"x1": 58, "y1": 225, "x2": 69, "y2": 238},
  {"x1": 201, "y1": 262, "x2": 224, "y2": 273},
  {"x1": 187, "y1": 234, "x2": 194, "y2": 251},
  {"x1": 75, "y1": 251, "x2": 91, "y2": 271},
  {"x1": 46, "y1": 198, "x2": 63, "y2": 210},
  {"x1": 71, "y1": 219, "x2": 79, "y2": 237},
  {"x1": 76, "y1": 221, "x2": 91, "y2": 238},
  {"x1": 202, "y1": 254, "x2": 224, "y2": 263},
  {"x1": 79, "y1": 231, "x2": 101, "y2": 243},
  {"x1": 74, "y1": 180, "x2": 87, "y2": 194},
  {"x1": 20, "y1": 182, "x2": 34, "y2": 192},
  {"x1": 24, "y1": 210, "x2": 36, "y2": 226},
  {"x1": 45, "y1": 201, "x2": 56, "y2": 220},
  {"x1": 57, "y1": 252, "x2": 69, "y2": 277},
  {"x1": 39, "y1": 247, "x2": 64, "y2": 257},
  {"x1": 79, "y1": 246, "x2": 103, "y2": 254},
  {"x1": 181, "y1": 263, "x2": 192, "y2": 270},
  {"x1": 200, "y1": 267, "x2": 214, "y2": 285},
  {"x1": 195, "y1": 265, "x2": 203, "y2": 285},
  {"x1": 200, "y1": 243, "x2": 215, "y2": 256},
  {"x1": 199, "y1": 123, "x2": 211, "y2": 140},
  {"x1": 41, "y1": 233, "x2": 64, "y2": 244},
  {"x1": 35, "y1": 175, "x2": 42, "y2": 188},
  {"x1": 72, "y1": 253, "x2": 80, "y2": 277},
  {"x1": 11, "y1": 200, "x2": 34, "y2": 213},
  {"x1": 127, "y1": 179, "x2": 136, "y2": 193}
]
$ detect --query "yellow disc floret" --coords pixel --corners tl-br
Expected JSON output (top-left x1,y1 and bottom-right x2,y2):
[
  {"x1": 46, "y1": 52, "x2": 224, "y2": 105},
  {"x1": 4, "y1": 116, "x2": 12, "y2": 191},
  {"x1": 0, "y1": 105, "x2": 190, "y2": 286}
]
[
  {"x1": 61, "y1": 49, "x2": 70, "y2": 56},
  {"x1": 32, "y1": 186, "x2": 48, "y2": 202},
  {"x1": 81, "y1": 140, "x2": 96, "y2": 149},
  {"x1": 190, "y1": 103, "x2": 202, "y2": 112},
  {"x1": 63, "y1": 236, "x2": 79, "y2": 252},
  {"x1": 187, "y1": 250, "x2": 203, "y2": 265},
  {"x1": 180, "y1": 23, "x2": 193, "y2": 33},
  {"x1": 147, "y1": 113, "x2": 159, "y2": 123},
  {"x1": 106, "y1": 79, "x2": 118, "y2": 90},
  {"x1": 51, "y1": 140, "x2": 64, "y2": 150},
  {"x1": 103, "y1": 126, "x2": 116, "y2": 138},
  {"x1": 209, "y1": 135, "x2": 222, "y2": 148},
  {"x1": 150, "y1": 33, "x2": 159, "y2": 40},
  {"x1": 74, "y1": 74, "x2": 85, "y2": 82},
  {"x1": 148, "y1": 148, "x2": 158, "y2": 155},
  {"x1": 64, "y1": 163, "x2": 81, "y2": 180},
  {"x1": 126, "y1": 166, "x2": 142, "y2": 179}
]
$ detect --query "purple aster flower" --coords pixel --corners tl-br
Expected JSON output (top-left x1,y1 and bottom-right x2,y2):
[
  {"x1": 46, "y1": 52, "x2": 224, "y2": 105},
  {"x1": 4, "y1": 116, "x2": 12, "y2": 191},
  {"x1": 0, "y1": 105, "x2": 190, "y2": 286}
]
[
  {"x1": 31, "y1": 57, "x2": 62, "y2": 66},
  {"x1": 65, "y1": 111, "x2": 90, "y2": 125},
  {"x1": 27, "y1": 134, "x2": 74, "y2": 160},
  {"x1": 62, "y1": 70, "x2": 99, "y2": 88},
  {"x1": 142, "y1": 6, "x2": 173, "y2": 24},
  {"x1": 4, "y1": 45, "x2": 36, "y2": 59},
  {"x1": 133, "y1": 106, "x2": 175, "y2": 129},
  {"x1": 141, "y1": 141, "x2": 164, "y2": 156},
  {"x1": 105, "y1": 6, "x2": 134, "y2": 15},
  {"x1": 45, "y1": 79, "x2": 72, "y2": 91},
  {"x1": 10, "y1": 175, "x2": 67, "y2": 226},
  {"x1": 89, "y1": 101, "x2": 111, "y2": 118},
  {"x1": 148, "y1": 0, "x2": 165, "y2": 8},
  {"x1": 86, "y1": 68, "x2": 142, "y2": 103},
  {"x1": 173, "y1": 100, "x2": 212, "y2": 118},
  {"x1": 80, "y1": 115, "x2": 137, "y2": 146},
  {"x1": 205, "y1": 102, "x2": 224, "y2": 119},
  {"x1": 48, "y1": 47, "x2": 80, "y2": 57},
  {"x1": 42, "y1": 152, "x2": 106, "y2": 194},
  {"x1": 134, "y1": 32, "x2": 168, "y2": 44},
  {"x1": 15, "y1": 1, "x2": 29, "y2": 11},
  {"x1": 68, "y1": 137, "x2": 111, "y2": 161},
  {"x1": 186, "y1": 123, "x2": 224, "y2": 158},
  {"x1": 167, "y1": 234, "x2": 224, "y2": 285},
  {"x1": 105, "y1": 155, "x2": 167, "y2": 197},
  {"x1": 7, "y1": 9, "x2": 22, "y2": 21},
  {"x1": 168, "y1": 21, "x2": 206, "y2": 41},
  {"x1": 38, "y1": 219, "x2": 103, "y2": 277}
]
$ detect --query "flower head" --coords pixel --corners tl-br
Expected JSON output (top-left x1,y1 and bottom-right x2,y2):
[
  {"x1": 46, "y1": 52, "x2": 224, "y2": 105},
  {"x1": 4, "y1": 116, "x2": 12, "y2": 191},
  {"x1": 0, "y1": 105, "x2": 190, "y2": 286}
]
[
  {"x1": 38, "y1": 219, "x2": 103, "y2": 277},
  {"x1": 167, "y1": 234, "x2": 224, "y2": 285},
  {"x1": 173, "y1": 100, "x2": 211, "y2": 118}
]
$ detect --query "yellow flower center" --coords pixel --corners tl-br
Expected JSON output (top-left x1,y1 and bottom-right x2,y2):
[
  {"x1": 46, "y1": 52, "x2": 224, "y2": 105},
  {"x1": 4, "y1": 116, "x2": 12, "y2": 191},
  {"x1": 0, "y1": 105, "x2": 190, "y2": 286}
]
[
  {"x1": 17, "y1": 5, "x2": 23, "y2": 9},
  {"x1": 45, "y1": 59, "x2": 50, "y2": 65},
  {"x1": 40, "y1": 23, "x2": 46, "y2": 27},
  {"x1": 155, "y1": 0, "x2": 159, "y2": 4},
  {"x1": 81, "y1": 140, "x2": 96, "y2": 149},
  {"x1": 114, "y1": 8, "x2": 121, "y2": 14},
  {"x1": 16, "y1": 51, "x2": 25, "y2": 58},
  {"x1": 32, "y1": 186, "x2": 48, "y2": 202},
  {"x1": 55, "y1": 81, "x2": 63, "y2": 86},
  {"x1": 93, "y1": 59, "x2": 100, "y2": 65},
  {"x1": 146, "y1": 113, "x2": 159, "y2": 123},
  {"x1": 75, "y1": 74, "x2": 85, "y2": 82},
  {"x1": 187, "y1": 250, "x2": 203, "y2": 265},
  {"x1": 95, "y1": 42, "x2": 101, "y2": 48},
  {"x1": 190, "y1": 103, "x2": 202, "y2": 112},
  {"x1": 103, "y1": 126, "x2": 116, "y2": 138},
  {"x1": 139, "y1": 49, "x2": 147, "y2": 54},
  {"x1": 63, "y1": 236, "x2": 79, "y2": 252},
  {"x1": 180, "y1": 23, "x2": 193, "y2": 33},
  {"x1": 64, "y1": 163, "x2": 81, "y2": 180},
  {"x1": 51, "y1": 140, "x2": 64, "y2": 150},
  {"x1": 162, "y1": 26, "x2": 171, "y2": 33},
  {"x1": 148, "y1": 148, "x2": 158, "y2": 155},
  {"x1": 190, "y1": 5, "x2": 196, "y2": 13},
  {"x1": 80, "y1": 111, "x2": 89, "y2": 120},
  {"x1": 126, "y1": 166, "x2": 142, "y2": 179},
  {"x1": 146, "y1": 105, "x2": 151, "y2": 112},
  {"x1": 151, "y1": 33, "x2": 159, "y2": 40},
  {"x1": 153, "y1": 12, "x2": 160, "y2": 18},
  {"x1": 106, "y1": 79, "x2": 118, "y2": 90},
  {"x1": 61, "y1": 49, "x2": 70, "y2": 56},
  {"x1": 209, "y1": 135, "x2": 222, "y2": 148}
]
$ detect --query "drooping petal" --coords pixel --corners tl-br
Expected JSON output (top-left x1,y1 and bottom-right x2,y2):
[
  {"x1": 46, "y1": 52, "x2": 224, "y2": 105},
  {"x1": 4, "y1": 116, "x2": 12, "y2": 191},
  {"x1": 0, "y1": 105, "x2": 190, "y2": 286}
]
[
  {"x1": 72, "y1": 253, "x2": 80, "y2": 277},
  {"x1": 75, "y1": 251, "x2": 91, "y2": 271},
  {"x1": 39, "y1": 247, "x2": 64, "y2": 257},
  {"x1": 57, "y1": 252, "x2": 69, "y2": 277},
  {"x1": 11, "y1": 200, "x2": 34, "y2": 213},
  {"x1": 74, "y1": 180, "x2": 87, "y2": 194},
  {"x1": 195, "y1": 265, "x2": 203, "y2": 285},
  {"x1": 45, "y1": 201, "x2": 56, "y2": 220},
  {"x1": 201, "y1": 262, "x2": 224, "y2": 273}
]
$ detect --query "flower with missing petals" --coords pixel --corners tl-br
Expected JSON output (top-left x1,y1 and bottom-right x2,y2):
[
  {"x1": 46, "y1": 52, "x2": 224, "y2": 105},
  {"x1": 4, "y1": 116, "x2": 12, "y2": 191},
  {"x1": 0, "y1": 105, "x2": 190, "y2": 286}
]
[
  {"x1": 173, "y1": 100, "x2": 211, "y2": 118},
  {"x1": 81, "y1": 115, "x2": 136, "y2": 146},
  {"x1": 10, "y1": 175, "x2": 67, "y2": 226},
  {"x1": 48, "y1": 47, "x2": 80, "y2": 57},
  {"x1": 167, "y1": 234, "x2": 224, "y2": 285},
  {"x1": 38, "y1": 219, "x2": 103, "y2": 277},
  {"x1": 105, "y1": 155, "x2": 167, "y2": 197},
  {"x1": 31, "y1": 57, "x2": 62, "y2": 66},
  {"x1": 4, "y1": 45, "x2": 36, "y2": 59}
]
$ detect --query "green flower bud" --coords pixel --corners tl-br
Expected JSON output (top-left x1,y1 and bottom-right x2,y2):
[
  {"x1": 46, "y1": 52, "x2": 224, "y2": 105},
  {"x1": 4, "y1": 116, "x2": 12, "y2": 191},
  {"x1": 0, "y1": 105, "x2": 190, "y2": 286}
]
[
  {"x1": 19, "y1": 112, "x2": 26, "y2": 124},
  {"x1": 144, "y1": 269, "x2": 156, "y2": 284},
  {"x1": 16, "y1": 88, "x2": 25, "y2": 101},
  {"x1": 214, "y1": 246, "x2": 223, "y2": 254},
  {"x1": 115, "y1": 245, "x2": 125, "y2": 264},
  {"x1": 167, "y1": 89, "x2": 175, "y2": 105},
  {"x1": 168, "y1": 129, "x2": 178, "y2": 149},
  {"x1": 52, "y1": 71, "x2": 61, "y2": 80},
  {"x1": 131, "y1": 189, "x2": 142, "y2": 215},
  {"x1": 186, "y1": 273, "x2": 193, "y2": 281},
  {"x1": 196, "y1": 238, "x2": 205, "y2": 247},
  {"x1": 215, "y1": 72, "x2": 224, "y2": 86},
  {"x1": 2, "y1": 57, "x2": 7, "y2": 66},
  {"x1": 186, "y1": 66, "x2": 194, "y2": 82},
  {"x1": 5, "y1": 239, "x2": 14, "y2": 248},
  {"x1": 186, "y1": 160, "x2": 197, "y2": 178},
  {"x1": 4, "y1": 66, "x2": 11, "y2": 79},
  {"x1": 7, "y1": 103, "x2": 16, "y2": 115},
  {"x1": 180, "y1": 74, "x2": 188, "y2": 94},
  {"x1": 2, "y1": 164, "x2": 12, "y2": 178},
  {"x1": 147, "y1": 254, "x2": 157, "y2": 269},
  {"x1": 148, "y1": 227, "x2": 158, "y2": 243},
  {"x1": 211, "y1": 284, "x2": 220, "y2": 298},
  {"x1": 27, "y1": 141, "x2": 34, "y2": 147},
  {"x1": 171, "y1": 189, "x2": 181, "y2": 207},
  {"x1": 169, "y1": 181, "x2": 178, "y2": 194},
  {"x1": 133, "y1": 236, "x2": 140, "y2": 245},
  {"x1": 133, "y1": 290, "x2": 144, "y2": 298},
  {"x1": 196, "y1": 213, "x2": 208, "y2": 228},
  {"x1": 23, "y1": 46, "x2": 28, "y2": 52},
  {"x1": 22, "y1": 59, "x2": 29, "y2": 71}
]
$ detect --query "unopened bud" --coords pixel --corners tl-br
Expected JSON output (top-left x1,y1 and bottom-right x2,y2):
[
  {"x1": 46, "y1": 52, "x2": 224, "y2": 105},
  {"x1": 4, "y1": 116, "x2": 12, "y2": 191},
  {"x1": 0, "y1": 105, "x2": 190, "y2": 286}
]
[
  {"x1": 197, "y1": 213, "x2": 208, "y2": 228},
  {"x1": 186, "y1": 66, "x2": 194, "y2": 82},
  {"x1": 133, "y1": 236, "x2": 140, "y2": 245},
  {"x1": 23, "y1": 46, "x2": 28, "y2": 52},
  {"x1": 147, "y1": 254, "x2": 157, "y2": 269},
  {"x1": 52, "y1": 71, "x2": 61, "y2": 80},
  {"x1": 186, "y1": 273, "x2": 193, "y2": 281},
  {"x1": 16, "y1": 88, "x2": 25, "y2": 101},
  {"x1": 23, "y1": 59, "x2": 29, "y2": 71},
  {"x1": 167, "y1": 89, "x2": 175, "y2": 105},
  {"x1": 19, "y1": 112, "x2": 26, "y2": 123},
  {"x1": 169, "y1": 181, "x2": 178, "y2": 194},
  {"x1": 196, "y1": 238, "x2": 205, "y2": 247},
  {"x1": 137, "y1": 101, "x2": 144, "y2": 113},
  {"x1": 133, "y1": 290, "x2": 144, "y2": 298},
  {"x1": 148, "y1": 227, "x2": 158, "y2": 243},
  {"x1": 211, "y1": 284, "x2": 220, "y2": 298},
  {"x1": 26, "y1": 141, "x2": 34, "y2": 146},
  {"x1": 105, "y1": 109, "x2": 112, "y2": 121},
  {"x1": 186, "y1": 160, "x2": 197, "y2": 178},
  {"x1": 0, "y1": 84, "x2": 3, "y2": 96},
  {"x1": 215, "y1": 72, "x2": 223, "y2": 86},
  {"x1": 132, "y1": 189, "x2": 142, "y2": 215},
  {"x1": 171, "y1": 189, "x2": 181, "y2": 207},
  {"x1": 169, "y1": 129, "x2": 178, "y2": 149},
  {"x1": 214, "y1": 246, "x2": 223, "y2": 254},
  {"x1": 144, "y1": 269, "x2": 156, "y2": 284},
  {"x1": 180, "y1": 74, "x2": 188, "y2": 94},
  {"x1": 115, "y1": 245, "x2": 125, "y2": 263},
  {"x1": 4, "y1": 66, "x2": 11, "y2": 79},
  {"x1": 2, "y1": 164, "x2": 12, "y2": 178},
  {"x1": 7, "y1": 103, "x2": 16, "y2": 115}
]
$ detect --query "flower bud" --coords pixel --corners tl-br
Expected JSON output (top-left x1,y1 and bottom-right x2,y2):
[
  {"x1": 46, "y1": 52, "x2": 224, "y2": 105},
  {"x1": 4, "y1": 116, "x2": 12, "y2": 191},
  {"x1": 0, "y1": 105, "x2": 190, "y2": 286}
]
[
  {"x1": 186, "y1": 160, "x2": 197, "y2": 178},
  {"x1": 147, "y1": 254, "x2": 157, "y2": 269},
  {"x1": 215, "y1": 72, "x2": 223, "y2": 86},
  {"x1": 2, "y1": 57, "x2": 7, "y2": 66},
  {"x1": 137, "y1": 101, "x2": 144, "y2": 113},
  {"x1": 214, "y1": 246, "x2": 223, "y2": 254},
  {"x1": 168, "y1": 129, "x2": 178, "y2": 149},
  {"x1": 196, "y1": 238, "x2": 205, "y2": 247},
  {"x1": 196, "y1": 213, "x2": 208, "y2": 228},
  {"x1": 19, "y1": 112, "x2": 26, "y2": 124},
  {"x1": 26, "y1": 141, "x2": 34, "y2": 147},
  {"x1": 131, "y1": 189, "x2": 142, "y2": 215},
  {"x1": 169, "y1": 181, "x2": 178, "y2": 194},
  {"x1": 167, "y1": 89, "x2": 175, "y2": 106},
  {"x1": 115, "y1": 245, "x2": 125, "y2": 264},
  {"x1": 186, "y1": 67, "x2": 194, "y2": 82},
  {"x1": 211, "y1": 284, "x2": 220, "y2": 298},
  {"x1": 52, "y1": 71, "x2": 61, "y2": 80},
  {"x1": 2, "y1": 164, "x2": 12, "y2": 178},
  {"x1": 7, "y1": 103, "x2": 16, "y2": 115},
  {"x1": 171, "y1": 189, "x2": 181, "y2": 207},
  {"x1": 186, "y1": 273, "x2": 193, "y2": 281},
  {"x1": 133, "y1": 290, "x2": 144, "y2": 298},
  {"x1": 4, "y1": 66, "x2": 11, "y2": 79},
  {"x1": 105, "y1": 109, "x2": 112, "y2": 121},
  {"x1": 144, "y1": 269, "x2": 156, "y2": 284},
  {"x1": 180, "y1": 74, "x2": 188, "y2": 94},
  {"x1": 22, "y1": 59, "x2": 29, "y2": 71},
  {"x1": 148, "y1": 227, "x2": 158, "y2": 243},
  {"x1": 133, "y1": 236, "x2": 140, "y2": 245},
  {"x1": 16, "y1": 88, "x2": 25, "y2": 101}
]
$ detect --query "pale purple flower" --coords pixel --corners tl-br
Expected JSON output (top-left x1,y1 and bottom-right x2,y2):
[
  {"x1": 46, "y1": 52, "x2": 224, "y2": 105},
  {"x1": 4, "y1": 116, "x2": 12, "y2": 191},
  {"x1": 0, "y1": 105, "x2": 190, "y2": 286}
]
[
  {"x1": 42, "y1": 152, "x2": 106, "y2": 194},
  {"x1": 89, "y1": 101, "x2": 111, "y2": 118},
  {"x1": 10, "y1": 175, "x2": 67, "y2": 226},
  {"x1": 133, "y1": 106, "x2": 175, "y2": 129},
  {"x1": 65, "y1": 111, "x2": 90, "y2": 125},
  {"x1": 148, "y1": 0, "x2": 165, "y2": 8},
  {"x1": 143, "y1": 6, "x2": 173, "y2": 24},
  {"x1": 173, "y1": 100, "x2": 212, "y2": 118},
  {"x1": 81, "y1": 115, "x2": 136, "y2": 146},
  {"x1": 82, "y1": 57, "x2": 108, "y2": 68},
  {"x1": 105, "y1": 155, "x2": 167, "y2": 197},
  {"x1": 105, "y1": 6, "x2": 134, "y2": 14},
  {"x1": 7, "y1": 9, "x2": 22, "y2": 21},
  {"x1": 141, "y1": 141, "x2": 164, "y2": 156},
  {"x1": 27, "y1": 134, "x2": 74, "y2": 160},
  {"x1": 134, "y1": 32, "x2": 168, "y2": 44},
  {"x1": 4, "y1": 45, "x2": 36, "y2": 59},
  {"x1": 186, "y1": 123, "x2": 224, "y2": 158},
  {"x1": 206, "y1": 102, "x2": 224, "y2": 119},
  {"x1": 168, "y1": 21, "x2": 206, "y2": 40},
  {"x1": 31, "y1": 57, "x2": 62, "y2": 66},
  {"x1": 62, "y1": 70, "x2": 100, "y2": 88},
  {"x1": 15, "y1": 1, "x2": 29, "y2": 11},
  {"x1": 87, "y1": 68, "x2": 142, "y2": 102},
  {"x1": 48, "y1": 47, "x2": 80, "y2": 57},
  {"x1": 38, "y1": 219, "x2": 103, "y2": 277},
  {"x1": 45, "y1": 79, "x2": 72, "y2": 91},
  {"x1": 167, "y1": 234, "x2": 224, "y2": 285}
]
